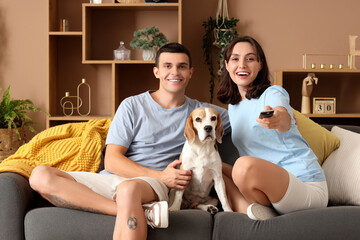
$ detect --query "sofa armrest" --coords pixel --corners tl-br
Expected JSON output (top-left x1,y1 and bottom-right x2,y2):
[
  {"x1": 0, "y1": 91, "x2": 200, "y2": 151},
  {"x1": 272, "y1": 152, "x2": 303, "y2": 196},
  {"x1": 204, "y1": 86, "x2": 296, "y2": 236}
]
[
  {"x1": 322, "y1": 124, "x2": 360, "y2": 134},
  {"x1": 0, "y1": 172, "x2": 34, "y2": 240}
]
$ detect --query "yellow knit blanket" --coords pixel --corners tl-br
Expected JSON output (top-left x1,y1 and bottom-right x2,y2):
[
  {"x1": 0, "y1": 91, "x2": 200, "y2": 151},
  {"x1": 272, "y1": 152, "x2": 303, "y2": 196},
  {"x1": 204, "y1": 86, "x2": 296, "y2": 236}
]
[{"x1": 0, "y1": 119, "x2": 112, "y2": 179}]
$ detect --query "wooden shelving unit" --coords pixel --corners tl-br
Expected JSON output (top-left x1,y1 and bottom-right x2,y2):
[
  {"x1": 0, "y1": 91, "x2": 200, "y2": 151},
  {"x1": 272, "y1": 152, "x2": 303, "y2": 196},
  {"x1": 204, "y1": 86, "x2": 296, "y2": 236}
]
[
  {"x1": 274, "y1": 69, "x2": 360, "y2": 125},
  {"x1": 47, "y1": 0, "x2": 182, "y2": 128}
]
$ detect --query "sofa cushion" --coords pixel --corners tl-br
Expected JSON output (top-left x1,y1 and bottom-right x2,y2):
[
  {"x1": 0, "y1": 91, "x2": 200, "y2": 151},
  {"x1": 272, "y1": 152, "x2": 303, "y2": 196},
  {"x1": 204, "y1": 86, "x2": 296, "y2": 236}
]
[
  {"x1": 292, "y1": 109, "x2": 340, "y2": 165},
  {"x1": 24, "y1": 208, "x2": 213, "y2": 240},
  {"x1": 213, "y1": 206, "x2": 360, "y2": 240},
  {"x1": 322, "y1": 126, "x2": 360, "y2": 205}
]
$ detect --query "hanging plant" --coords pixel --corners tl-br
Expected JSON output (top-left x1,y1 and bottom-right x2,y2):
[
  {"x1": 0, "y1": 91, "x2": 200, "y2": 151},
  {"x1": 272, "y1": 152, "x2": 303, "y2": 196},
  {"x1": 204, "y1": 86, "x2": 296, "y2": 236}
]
[
  {"x1": 202, "y1": 0, "x2": 239, "y2": 103},
  {"x1": 213, "y1": 16, "x2": 239, "y2": 76}
]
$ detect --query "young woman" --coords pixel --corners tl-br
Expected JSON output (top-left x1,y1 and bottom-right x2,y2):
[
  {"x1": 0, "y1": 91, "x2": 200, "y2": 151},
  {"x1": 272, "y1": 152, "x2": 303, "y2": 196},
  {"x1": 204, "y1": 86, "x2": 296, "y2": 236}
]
[{"x1": 217, "y1": 36, "x2": 328, "y2": 220}]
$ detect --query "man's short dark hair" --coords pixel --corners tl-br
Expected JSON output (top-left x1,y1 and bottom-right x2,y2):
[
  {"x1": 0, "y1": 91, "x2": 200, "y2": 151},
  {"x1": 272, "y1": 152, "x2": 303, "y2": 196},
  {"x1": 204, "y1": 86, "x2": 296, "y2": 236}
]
[{"x1": 155, "y1": 43, "x2": 192, "y2": 68}]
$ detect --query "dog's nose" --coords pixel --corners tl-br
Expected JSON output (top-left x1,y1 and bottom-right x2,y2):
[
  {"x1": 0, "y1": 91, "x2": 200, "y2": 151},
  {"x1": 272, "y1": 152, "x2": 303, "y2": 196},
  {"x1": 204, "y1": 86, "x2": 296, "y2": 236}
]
[{"x1": 204, "y1": 125, "x2": 212, "y2": 133}]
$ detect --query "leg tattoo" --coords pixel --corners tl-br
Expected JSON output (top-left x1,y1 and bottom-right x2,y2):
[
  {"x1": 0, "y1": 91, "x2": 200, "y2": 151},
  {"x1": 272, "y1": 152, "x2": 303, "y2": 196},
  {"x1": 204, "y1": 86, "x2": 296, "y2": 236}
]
[
  {"x1": 45, "y1": 194, "x2": 104, "y2": 214},
  {"x1": 127, "y1": 217, "x2": 138, "y2": 230}
]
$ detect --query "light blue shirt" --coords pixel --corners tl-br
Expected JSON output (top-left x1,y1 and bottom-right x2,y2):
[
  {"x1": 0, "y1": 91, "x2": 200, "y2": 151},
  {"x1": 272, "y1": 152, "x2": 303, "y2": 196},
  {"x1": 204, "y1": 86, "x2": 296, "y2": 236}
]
[
  {"x1": 229, "y1": 85, "x2": 325, "y2": 182},
  {"x1": 104, "y1": 91, "x2": 231, "y2": 172}
]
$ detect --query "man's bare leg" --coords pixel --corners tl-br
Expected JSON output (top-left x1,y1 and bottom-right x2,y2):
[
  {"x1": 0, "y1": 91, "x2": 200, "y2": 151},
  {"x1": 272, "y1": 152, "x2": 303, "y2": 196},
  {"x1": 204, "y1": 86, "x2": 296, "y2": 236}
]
[
  {"x1": 113, "y1": 179, "x2": 159, "y2": 240},
  {"x1": 29, "y1": 165, "x2": 117, "y2": 215}
]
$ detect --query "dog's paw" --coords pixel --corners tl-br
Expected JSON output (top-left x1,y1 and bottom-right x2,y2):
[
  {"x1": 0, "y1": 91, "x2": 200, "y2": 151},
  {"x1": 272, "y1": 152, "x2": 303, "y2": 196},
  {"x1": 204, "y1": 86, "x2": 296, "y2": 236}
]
[
  {"x1": 168, "y1": 206, "x2": 180, "y2": 212},
  {"x1": 207, "y1": 205, "x2": 219, "y2": 214}
]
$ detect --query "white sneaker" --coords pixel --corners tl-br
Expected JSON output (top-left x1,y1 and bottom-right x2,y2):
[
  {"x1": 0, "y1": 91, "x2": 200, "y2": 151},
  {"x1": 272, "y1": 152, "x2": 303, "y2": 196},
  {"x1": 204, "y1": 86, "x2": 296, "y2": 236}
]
[
  {"x1": 247, "y1": 203, "x2": 278, "y2": 221},
  {"x1": 142, "y1": 201, "x2": 169, "y2": 228}
]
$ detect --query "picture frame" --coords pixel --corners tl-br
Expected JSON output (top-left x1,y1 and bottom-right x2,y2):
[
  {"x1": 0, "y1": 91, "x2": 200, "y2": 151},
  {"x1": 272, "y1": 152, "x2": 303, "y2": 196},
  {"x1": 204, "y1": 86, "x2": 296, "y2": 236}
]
[{"x1": 313, "y1": 97, "x2": 336, "y2": 114}]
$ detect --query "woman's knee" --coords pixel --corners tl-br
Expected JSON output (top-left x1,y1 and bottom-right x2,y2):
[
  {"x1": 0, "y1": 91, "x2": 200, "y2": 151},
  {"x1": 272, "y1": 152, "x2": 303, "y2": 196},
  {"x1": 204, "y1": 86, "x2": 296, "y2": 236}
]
[{"x1": 232, "y1": 157, "x2": 260, "y2": 186}]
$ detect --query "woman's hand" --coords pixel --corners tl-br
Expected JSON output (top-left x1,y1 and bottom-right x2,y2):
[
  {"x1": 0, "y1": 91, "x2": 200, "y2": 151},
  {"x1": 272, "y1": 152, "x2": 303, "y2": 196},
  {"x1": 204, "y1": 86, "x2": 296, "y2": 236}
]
[{"x1": 256, "y1": 106, "x2": 291, "y2": 133}]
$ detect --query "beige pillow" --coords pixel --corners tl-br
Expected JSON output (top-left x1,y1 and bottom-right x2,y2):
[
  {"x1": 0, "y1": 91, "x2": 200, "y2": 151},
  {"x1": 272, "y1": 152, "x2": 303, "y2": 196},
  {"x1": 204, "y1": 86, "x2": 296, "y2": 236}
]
[
  {"x1": 292, "y1": 109, "x2": 340, "y2": 165},
  {"x1": 322, "y1": 126, "x2": 360, "y2": 205}
]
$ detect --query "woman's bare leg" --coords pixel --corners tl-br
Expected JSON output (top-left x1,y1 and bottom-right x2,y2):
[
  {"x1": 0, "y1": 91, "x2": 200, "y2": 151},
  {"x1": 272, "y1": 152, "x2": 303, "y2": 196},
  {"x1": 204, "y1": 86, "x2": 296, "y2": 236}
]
[
  {"x1": 222, "y1": 162, "x2": 250, "y2": 213},
  {"x1": 232, "y1": 156, "x2": 289, "y2": 205}
]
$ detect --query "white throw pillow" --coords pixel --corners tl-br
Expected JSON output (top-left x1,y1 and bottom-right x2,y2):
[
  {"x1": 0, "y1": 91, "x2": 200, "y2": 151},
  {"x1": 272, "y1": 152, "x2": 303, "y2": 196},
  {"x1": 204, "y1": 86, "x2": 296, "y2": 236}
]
[{"x1": 322, "y1": 126, "x2": 360, "y2": 205}]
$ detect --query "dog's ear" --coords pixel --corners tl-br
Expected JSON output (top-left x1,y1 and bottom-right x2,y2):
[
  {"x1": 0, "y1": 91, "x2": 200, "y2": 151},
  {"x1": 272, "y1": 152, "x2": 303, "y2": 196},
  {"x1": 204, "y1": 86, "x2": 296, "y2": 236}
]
[
  {"x1": 184, "y1": 114, "x2": 196, "y2": 145},
  {"x1": 216, "y1": 112, "x2": 224, "y2": 144}
]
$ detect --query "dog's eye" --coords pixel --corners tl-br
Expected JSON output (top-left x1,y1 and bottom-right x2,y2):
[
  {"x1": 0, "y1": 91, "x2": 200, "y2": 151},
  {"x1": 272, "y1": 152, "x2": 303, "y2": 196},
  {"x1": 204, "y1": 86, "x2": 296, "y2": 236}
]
[
  {"x1": 195, "y1": 117, "x2": 202, "y2": 122},
  {"x1": 211, "y1": 116, "x2": 217, "y2": 121}
]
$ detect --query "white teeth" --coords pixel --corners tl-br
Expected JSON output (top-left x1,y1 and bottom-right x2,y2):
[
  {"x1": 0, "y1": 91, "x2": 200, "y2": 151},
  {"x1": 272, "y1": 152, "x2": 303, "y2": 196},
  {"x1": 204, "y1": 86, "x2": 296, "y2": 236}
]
[
  {"x1": 236, "y1": 72, "x2": 249, "y2": 76},
  {"x1": 169, "y1": 79, "x2": 180, "y2": 82}
]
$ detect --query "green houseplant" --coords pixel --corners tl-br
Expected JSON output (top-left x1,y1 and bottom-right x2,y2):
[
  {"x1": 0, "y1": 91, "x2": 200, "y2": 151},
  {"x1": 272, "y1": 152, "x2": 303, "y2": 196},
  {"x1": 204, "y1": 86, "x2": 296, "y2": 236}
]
[
  {"x1": 0, "y1": 86, "x2": 47, "y2": 137},
  {"x1": 0, "y1": 86, "x2": 48, "y2": 161},
  {"x1": 130, "y1": 26, "x2": 169, "y2": 60},
  {"x1": 202, "y1": 16, "x2": 239, "y2": 102}
]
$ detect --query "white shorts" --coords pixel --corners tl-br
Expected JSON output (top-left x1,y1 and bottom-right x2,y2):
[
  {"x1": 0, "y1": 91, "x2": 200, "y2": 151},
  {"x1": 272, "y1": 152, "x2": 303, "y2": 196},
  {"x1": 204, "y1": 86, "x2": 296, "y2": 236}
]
[
  {"x1": 272, "y1": 172, "x2": 328, "y2": 214},
  {"x1": 67, "y1": 171, "x2": 169, "y2": 202}
]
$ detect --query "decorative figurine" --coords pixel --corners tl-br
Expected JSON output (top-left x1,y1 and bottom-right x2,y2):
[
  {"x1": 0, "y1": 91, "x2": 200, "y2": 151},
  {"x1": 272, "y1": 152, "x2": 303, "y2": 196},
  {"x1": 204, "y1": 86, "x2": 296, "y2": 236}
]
[
  {"x1": 301, "y1": 73, "x2": 318, "y2": 114},
  {"x1": 60, "y1": 78, "x2": 91, "y2": 116},
  {"x1": 349, "y1": 35, "x2": 360, "y2": 69}
]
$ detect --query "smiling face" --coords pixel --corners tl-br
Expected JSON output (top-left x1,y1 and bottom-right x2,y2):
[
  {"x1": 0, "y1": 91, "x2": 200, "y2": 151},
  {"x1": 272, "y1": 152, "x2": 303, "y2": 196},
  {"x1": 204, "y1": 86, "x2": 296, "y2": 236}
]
[
  {"x1": 153, "y1": 52, "x2": 193, "y2": 95},
  {"x1": 225, "y1": 42, "x2": 262, "y2": 98}
]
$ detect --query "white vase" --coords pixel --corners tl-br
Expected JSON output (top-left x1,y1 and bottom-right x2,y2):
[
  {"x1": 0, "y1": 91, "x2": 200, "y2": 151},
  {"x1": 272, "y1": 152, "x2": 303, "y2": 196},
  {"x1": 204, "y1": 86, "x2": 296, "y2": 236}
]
[{"x1": 142, "y1": 48, "x2": 157, "y2": 60}]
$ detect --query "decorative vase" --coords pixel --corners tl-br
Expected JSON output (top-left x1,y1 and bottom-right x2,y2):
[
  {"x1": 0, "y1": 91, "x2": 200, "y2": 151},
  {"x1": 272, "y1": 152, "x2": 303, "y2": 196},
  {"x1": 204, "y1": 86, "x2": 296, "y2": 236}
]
[
  {"x1": 142, "y1": 48, "x2": 157, "y2": 61},
  {"x1": 0, "y1": 127, "x2": 25, "y2": 162}
]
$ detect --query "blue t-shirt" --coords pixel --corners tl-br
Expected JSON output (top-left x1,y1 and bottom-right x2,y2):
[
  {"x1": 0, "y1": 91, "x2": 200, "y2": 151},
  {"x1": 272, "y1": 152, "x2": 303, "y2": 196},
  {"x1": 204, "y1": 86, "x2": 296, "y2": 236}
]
[
  {"x1": 104, "y1": 91, "x2": 231, "y2": 172},
  {"x1": 228, "y1": 85, "x2": 325, "y2": 182}
]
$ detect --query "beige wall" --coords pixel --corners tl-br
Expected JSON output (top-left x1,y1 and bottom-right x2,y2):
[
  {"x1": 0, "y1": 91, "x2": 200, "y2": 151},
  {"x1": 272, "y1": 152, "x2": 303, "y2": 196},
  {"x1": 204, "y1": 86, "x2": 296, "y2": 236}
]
[
  {"x1": 1, "y1": 0, "x2": 360, "y2": 137},
  {"x1": 0, "y1": 0, "x2": 47, "y2": 137}
]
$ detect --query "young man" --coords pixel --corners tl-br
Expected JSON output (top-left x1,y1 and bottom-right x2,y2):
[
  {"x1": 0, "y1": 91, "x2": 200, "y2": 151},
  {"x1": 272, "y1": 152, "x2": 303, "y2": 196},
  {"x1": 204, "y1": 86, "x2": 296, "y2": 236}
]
[{"x1": 29, "y1": 43, "x2": 230, "y2": 240}]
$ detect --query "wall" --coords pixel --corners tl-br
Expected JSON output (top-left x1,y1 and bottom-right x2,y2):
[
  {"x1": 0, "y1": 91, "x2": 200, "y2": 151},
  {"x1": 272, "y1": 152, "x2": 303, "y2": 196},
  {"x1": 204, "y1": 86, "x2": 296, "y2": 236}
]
[
  {"x1": 0, "y1": 0, "x2": 47, "y2": 138},
  {"x1": 183, "y1": 0, "x2": 360, "y2": 106},
  {"x1": 1, "y1": 0, "x2": 360, "y2": 137}
]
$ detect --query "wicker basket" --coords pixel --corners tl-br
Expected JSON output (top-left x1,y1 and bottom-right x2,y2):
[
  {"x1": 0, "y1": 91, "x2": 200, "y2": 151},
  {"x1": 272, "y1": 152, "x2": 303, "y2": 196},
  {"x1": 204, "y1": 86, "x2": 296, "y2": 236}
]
[
  {"x1": 117, "y1": 0, "x2": 145, "y2": 3},
  {"x1": 0, "y1": 128, "x2": 25, "y2": 162}
]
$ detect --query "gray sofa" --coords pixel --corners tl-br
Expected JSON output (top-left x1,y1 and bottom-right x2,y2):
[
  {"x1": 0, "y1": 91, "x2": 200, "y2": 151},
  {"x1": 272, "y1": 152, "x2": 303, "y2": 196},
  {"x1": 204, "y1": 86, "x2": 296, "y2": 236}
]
[{"x1": 1, "y1": 125, "x2": 360, "y2": 240}]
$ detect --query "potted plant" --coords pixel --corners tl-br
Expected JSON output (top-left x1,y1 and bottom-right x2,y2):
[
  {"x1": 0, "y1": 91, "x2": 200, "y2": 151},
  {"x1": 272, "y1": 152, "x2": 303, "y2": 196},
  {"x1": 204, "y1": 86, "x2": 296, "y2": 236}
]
[
  {"x1": 130, "y1": 26, "x2": 169, "y2": 60},
  {"x1": 202, "y1": 16, "x2": 239, "y2": 102},
  {"x1": 0, "y1": 86, "x2": 48, "y2": 161}
]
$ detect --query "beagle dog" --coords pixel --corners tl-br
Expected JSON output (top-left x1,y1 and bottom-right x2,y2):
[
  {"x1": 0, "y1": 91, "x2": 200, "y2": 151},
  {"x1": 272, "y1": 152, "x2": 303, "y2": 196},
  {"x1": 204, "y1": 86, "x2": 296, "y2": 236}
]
[{"x1": 169, "y1": 107, "x2": 232, "y2": 213}]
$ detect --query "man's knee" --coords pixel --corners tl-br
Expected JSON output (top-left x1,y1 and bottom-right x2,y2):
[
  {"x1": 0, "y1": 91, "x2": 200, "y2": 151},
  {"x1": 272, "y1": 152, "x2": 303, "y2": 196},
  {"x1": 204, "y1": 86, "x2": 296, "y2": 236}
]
[
  {"x1": 115, "y1": 180, "x2": 143, "y2": 206},
  {"x1": 29, "y1": 165, "x2": 56, "y2": 192}
]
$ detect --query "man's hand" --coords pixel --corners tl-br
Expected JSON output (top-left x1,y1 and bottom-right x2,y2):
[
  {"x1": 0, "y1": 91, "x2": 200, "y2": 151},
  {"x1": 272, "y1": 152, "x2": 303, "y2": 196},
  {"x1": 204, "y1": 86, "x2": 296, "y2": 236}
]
[
  {"x1": 256, "y1": 106, "x2": 291, "y2": 133},
  {"x1": 160, "y1": 159, "x2": 192, "y2": 190}
]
